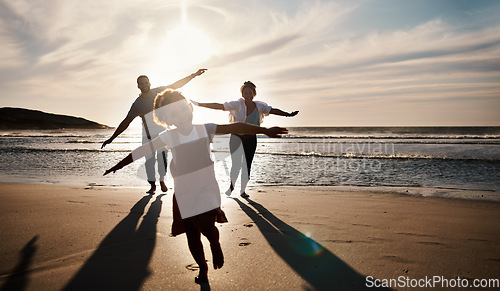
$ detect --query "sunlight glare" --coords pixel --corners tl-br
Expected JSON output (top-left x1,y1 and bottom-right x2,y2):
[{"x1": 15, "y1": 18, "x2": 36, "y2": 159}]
[{"x1": 157, "y1": 23, "x2": 216, "y2": 71}]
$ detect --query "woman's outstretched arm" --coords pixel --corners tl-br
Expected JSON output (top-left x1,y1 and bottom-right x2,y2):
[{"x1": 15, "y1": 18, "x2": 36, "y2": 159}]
[
  {"x1": 104, "y1": 136, "x2": 167, "y2": 175},
  {"x1": 216, "y1": 122, "x2": 287, "y2": 137},
  {"x1": 270, "y1": 108, "x2": 299, "y2": 117}
]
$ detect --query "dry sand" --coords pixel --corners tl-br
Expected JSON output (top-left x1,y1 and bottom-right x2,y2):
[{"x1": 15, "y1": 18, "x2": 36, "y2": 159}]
[{"x1": 0, "y1": 183, "x2": 499, "y2": 290}]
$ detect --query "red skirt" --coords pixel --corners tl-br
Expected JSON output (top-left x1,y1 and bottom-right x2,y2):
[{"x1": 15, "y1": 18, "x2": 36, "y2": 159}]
[{"x1": 171, "y1": 194, "x2": 228, "y2": 236}]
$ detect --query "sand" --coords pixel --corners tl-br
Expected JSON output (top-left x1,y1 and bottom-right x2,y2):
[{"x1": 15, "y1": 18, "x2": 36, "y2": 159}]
[{"x1": 0, "y1": 183, "x2": 499, "y2": 290}]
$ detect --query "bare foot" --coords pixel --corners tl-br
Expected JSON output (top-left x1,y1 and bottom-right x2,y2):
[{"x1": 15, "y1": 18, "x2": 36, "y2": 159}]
[
  {"x1": 195, "y1": 266, "x2": 209, "y2": 284},
  {"x1": 160, "y1": 181, "x2": 167, "y2": 192},
  {"x1": 194, "y1": 275, "x2": 208, "y2": 284},
  {"x1": 240, "y1": 192, "x2": 249, "y2": 198}
]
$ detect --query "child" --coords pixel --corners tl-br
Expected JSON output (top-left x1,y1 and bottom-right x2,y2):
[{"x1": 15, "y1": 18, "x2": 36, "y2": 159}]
[{"x1": 104, "y1": 89, "x2": 287, "y2": 284}]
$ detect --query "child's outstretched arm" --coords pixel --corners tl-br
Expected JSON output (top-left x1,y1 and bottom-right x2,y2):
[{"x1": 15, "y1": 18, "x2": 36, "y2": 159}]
[
  {"x1": 269, "y1": 108, "x2": 299, "y2": 117},
  {"x1": 216, "y1": 122, "x2": 287, "y2": 138},
  {"x1": 103, "y1": 136, "x2": 167, "y2": 176}
]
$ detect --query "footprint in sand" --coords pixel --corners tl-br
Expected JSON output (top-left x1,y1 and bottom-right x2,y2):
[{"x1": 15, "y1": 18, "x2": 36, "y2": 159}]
[
  {"x1": 239, "y1": 238, "x2": 251, "y2": 246},
  {"x1": 186, "y1": 262, "x2": 208, "y2": 271},
  {"x1": 185, "y1": 263, "x2": 199, "y2": 271},
  {"x1": 243, "y1": 223, "x2": 253, "y2": 228}
]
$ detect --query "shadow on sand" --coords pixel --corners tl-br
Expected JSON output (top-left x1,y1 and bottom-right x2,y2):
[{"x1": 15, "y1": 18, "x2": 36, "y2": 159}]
[
  {"x1": 63, "y1": 194, "x2": 165, "y2": 291},
  {"x1": 233, "y1": 197, "x2": 382, "y2": 291},
  {"x1": 1, "y1": 235, "x2": 39, "y2": 291}
]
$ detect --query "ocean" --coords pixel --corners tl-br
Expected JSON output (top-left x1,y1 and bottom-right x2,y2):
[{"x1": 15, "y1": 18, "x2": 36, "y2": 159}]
[{"x1": 1, "y1": 126, "x2": 499, "y2": 201}]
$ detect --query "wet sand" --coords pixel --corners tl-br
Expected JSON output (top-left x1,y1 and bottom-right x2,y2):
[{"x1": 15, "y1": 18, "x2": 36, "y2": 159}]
[{"x1": 0, "y1": 183, "x2": 499, "y2": 290}]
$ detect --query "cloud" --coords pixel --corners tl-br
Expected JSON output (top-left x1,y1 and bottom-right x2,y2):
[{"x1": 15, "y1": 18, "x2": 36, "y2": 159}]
[
  {"x1": 0, "y1": 1, "x2": 70, "y2": 64},
  {"x1": 0, "y1": 25, "x2": 26, "y2": 69},
  {"x1": 269, "y1": 19, "x2": 500, "y2": 75},
  {"x1": 0, "y1": 0, "x2": 499, "y2": 125},
  {"x1": 206, "y1": 34, "x2": 301, "y2": 67},
  {"x1": 203, "y1": 1, "x2": 355, "y2": 67},
  {"x1": 259, "y1": 18, "x2": 500, "y2": 98},
  {"x1": 197, "y1": 1, "x2": 500, "y2": 125}
]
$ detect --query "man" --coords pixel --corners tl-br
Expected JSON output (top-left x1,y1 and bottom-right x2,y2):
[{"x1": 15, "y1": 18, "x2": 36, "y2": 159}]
[{"x1": 102, "y1": 69, "x2": 207, "y2": 193}]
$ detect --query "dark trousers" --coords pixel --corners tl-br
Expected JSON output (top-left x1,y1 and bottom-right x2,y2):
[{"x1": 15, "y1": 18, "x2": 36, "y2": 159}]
[{"x1": 229, "y1": 134, "x2": 257, "y2": 192}]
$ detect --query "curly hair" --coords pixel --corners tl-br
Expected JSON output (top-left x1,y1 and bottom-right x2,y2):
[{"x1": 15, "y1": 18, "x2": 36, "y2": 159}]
[{"x1": 153, "y1": 89, "x2": 188, "y2": 128}]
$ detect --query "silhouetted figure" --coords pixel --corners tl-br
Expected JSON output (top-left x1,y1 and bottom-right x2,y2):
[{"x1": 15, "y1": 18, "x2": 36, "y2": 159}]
[
  {"x1": 195, "y1": 81, "x2": 298, "y2": 198},
  {"x1": 234, "y1": 198, "x2": 378, "y2": 290},
  {"x1": 102, "y1": 69, "x2": 206, "y2": 194},
  {"x1": 1, "y1": 235, "x2": 38, "y2": 291},
  {"x1": 105, "y1": 89, "x2": 287, "y2": 284},
  {"x1": 63, "y1": 194, "x2": 164, "y2": 291}
]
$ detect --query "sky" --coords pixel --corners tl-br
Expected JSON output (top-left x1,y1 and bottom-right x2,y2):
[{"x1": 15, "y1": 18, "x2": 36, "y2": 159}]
[{"x1": 1, "y1": 0, "x2": 499, "y2": 127}]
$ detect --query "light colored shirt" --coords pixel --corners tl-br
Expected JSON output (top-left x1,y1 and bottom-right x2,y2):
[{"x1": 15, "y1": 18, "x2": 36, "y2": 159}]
[
  {"x1": 158, "y1": 123, "x2": 220, "y2": 219},
  {"x1": 245, "y1": 108, "x2": 260, "y2": 126},
  {"x1": 223, "y1": 98, "x2": 272, "y2": 124}
]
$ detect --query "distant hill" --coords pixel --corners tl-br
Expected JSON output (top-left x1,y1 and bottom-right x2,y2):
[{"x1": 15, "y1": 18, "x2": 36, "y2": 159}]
[{"x1": 0, "y1": 107, "x2": 111, "y2": 130}]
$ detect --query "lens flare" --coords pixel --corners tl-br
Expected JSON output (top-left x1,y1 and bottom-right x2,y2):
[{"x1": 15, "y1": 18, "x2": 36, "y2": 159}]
[{"x1": 289, "y1": 232, "x2": 324, "y2": 256}]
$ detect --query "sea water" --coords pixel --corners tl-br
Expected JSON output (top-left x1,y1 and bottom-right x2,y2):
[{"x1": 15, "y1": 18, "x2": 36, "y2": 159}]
[{"x1": 0, "y1": 127, "x2": 499, "y2": 201}]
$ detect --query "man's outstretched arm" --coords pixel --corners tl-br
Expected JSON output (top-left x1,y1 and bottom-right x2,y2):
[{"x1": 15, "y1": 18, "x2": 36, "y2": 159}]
[
  {"x1": 167, "y1": 68, "x2": 207, "y2": 90},
  {"x1": 101, "y1": 116, "x2": 134, "y2": 149}
]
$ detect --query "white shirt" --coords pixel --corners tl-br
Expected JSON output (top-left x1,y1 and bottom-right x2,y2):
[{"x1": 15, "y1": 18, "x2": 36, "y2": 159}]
[
  {"x1": 158, "y1": 123, "x2": 220, "y2": 219},
  {"x1": 223, "y1": 98, "x2": 272, "y2": 124}
]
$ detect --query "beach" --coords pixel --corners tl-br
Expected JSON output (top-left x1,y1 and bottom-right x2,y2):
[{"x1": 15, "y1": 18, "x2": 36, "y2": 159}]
[
  {"x1": 1, "y1": 183, "x2": 499, "y2": 290},
  {"x1": 2, "y1": 0, "x2": 500, "y2": 289}
]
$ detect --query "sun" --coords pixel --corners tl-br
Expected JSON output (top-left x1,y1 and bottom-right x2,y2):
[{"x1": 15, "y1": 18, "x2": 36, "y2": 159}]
[{"x1": 157, "y1": 23, "x2": 216, "y2": 71}]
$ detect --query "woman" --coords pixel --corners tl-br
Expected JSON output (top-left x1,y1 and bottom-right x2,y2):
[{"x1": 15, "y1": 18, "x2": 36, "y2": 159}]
[
  {"x1": 196, "y1": 81, "x2": 298, "y2": 198},
  {"x1": 104, "y1": 89, "x2": 287, "y2": 284}
]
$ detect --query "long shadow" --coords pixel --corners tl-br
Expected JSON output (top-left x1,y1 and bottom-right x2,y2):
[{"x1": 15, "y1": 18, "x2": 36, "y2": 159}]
[
  {"x1": 1, "y1": 235, "x2": 39, "y2": 291},
  {"x1": 233, "y1": 198, "x2": 386, "y2": 291},
  {"x1": 63, "y1": 194, "x2": 165, "y2": 291}
]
